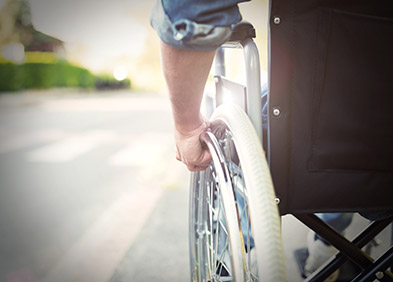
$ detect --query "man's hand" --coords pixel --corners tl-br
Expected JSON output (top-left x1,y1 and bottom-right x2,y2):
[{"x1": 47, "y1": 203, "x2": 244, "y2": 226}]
[{"x1": 175, "y1": 118, "x2": 212, "y2": 171}]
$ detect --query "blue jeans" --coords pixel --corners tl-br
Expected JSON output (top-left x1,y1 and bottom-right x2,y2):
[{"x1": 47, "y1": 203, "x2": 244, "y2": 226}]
[
  {"x1": 150, "y1": 0, "x2": 249, "y2": 51},
  {"x1": 317, "y1": 213, "x2": 353, "y2": 234},
  {"x1": 314, "y1": 213, "x2": 353, "y2": 245}
]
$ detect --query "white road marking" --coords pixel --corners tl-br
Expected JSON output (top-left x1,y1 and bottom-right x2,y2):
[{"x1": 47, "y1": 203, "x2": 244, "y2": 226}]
[
  {"x1": 21, "y1": 131, "x2": 174, "y2": 165},
  {"x1": 109, "y1": 133, "x2": 173, "y2": 167},
  {"x1": 27, "y1": 131, "x2": 116, "y2": 162},
  {"x1": 0, "y1": 130, "x2": 66, "y2": 154},
  {"x1": 40, "y1": 96, "x2": 171, "y2": 113}
]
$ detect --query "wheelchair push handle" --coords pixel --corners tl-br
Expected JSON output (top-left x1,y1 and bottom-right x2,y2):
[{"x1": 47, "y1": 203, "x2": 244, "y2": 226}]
[
  {"x1": 227, "y1": 22, "x2": 256, "y2": 43},
  {"x1": 214, "y1": 21, "x2": 263, "y2": 143}
]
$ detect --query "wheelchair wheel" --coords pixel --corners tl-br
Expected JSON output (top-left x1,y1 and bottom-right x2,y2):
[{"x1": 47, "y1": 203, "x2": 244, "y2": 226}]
[{"x1": 189, "y1": 103, "x2": 286, "y2": 282}]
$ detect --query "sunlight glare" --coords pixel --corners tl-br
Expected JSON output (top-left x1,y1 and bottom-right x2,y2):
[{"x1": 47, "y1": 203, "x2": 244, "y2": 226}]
[
  {"x1": 222, "y1": 88, "x2": 234, "y2": 104},
  {"x1": 113, "y1": 66, "x2": 128, "y2": 81}
]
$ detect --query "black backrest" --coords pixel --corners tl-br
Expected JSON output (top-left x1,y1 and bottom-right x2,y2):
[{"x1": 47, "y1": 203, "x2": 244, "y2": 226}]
[{"x1": 268, "y1": 0, "x2": 393, "y2": 215}]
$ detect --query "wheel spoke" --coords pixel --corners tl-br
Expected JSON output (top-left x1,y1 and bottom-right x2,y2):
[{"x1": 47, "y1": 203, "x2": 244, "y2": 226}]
[
  {"x1": 216, "y1": 237, "x2": 231, "y2": 276},
  {"x1": 207, "y1": 182, "x2": 214, "y2": 277},
  {"x1": 213, "y1": 185, "x2": 222, "y2": 276}
]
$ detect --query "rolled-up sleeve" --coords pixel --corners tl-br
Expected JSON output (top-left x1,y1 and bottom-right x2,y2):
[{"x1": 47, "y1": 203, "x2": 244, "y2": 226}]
[{"x1": 150, "y1": 0, "x2": 250, "y2": 51}]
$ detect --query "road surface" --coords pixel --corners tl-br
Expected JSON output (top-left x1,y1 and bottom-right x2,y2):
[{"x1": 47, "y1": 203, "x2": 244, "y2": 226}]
[{"x1": 0, "y1": 90, "x2": 390, "y2": 282}]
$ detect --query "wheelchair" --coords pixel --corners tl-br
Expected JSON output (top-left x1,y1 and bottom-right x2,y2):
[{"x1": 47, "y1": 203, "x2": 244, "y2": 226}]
[{"x1": 188, "y1": 1, "x2": 393, "y2": 281}]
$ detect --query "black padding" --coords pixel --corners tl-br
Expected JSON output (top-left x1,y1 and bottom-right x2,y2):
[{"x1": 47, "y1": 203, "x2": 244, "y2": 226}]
[
  {"x1": 228, "y1": 22, "x2": 256, "y2": 42},
  {"x1": 268, "y1": 0, "x2": 393, "y2": 215}
]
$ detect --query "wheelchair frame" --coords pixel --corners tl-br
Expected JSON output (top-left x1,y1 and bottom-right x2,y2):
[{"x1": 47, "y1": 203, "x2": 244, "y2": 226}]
[{"x1": 189, "y1": 21, "x2": 393, "y2": 282}]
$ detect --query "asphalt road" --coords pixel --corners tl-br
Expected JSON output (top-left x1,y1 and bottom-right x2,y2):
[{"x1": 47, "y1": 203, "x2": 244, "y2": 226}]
[
  {"x1": 0, "y1": 90, "x2": 390, "y2": 282},
  {"x1": 0, "y1": 90, "x2": 189, "y2": 282}
]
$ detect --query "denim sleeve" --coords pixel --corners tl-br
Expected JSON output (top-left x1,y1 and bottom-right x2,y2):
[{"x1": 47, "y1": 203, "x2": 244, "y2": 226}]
[{"x1": 150, "y1": 0, "x2": 250, "y2": 51}]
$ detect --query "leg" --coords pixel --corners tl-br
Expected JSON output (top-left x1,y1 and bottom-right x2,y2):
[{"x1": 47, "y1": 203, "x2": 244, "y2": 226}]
[
  {"x1": 305, "y1": 213, "x2": 354, "y2": 281},
  {"x1": 316, "y1": 213, "x2": 354, "y2": 243}
]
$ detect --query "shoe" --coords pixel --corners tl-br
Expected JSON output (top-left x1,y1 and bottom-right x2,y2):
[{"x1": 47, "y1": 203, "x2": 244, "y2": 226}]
[{"x1": 304, "y1": 231, "x2": 339, "y2": 282}]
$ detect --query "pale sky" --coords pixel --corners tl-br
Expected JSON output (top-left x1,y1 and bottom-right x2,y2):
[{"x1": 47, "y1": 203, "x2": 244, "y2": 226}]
[{"x1": 27, "y1": 0, "x2": 155, "y2": 80}]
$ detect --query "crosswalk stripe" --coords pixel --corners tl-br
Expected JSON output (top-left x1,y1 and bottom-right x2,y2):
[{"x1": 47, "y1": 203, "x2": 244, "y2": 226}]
[
  {"x1": 27, "y1": 131, "x2": 116, "y2": 162},
  {"x1": 40, "y1": 96, "x2": 171, "y2": 113},
  {"x1": 109, "y1": 133, "x2": 173, "y2": 167},
  {"x1": 1, "y1": 129, "x2": 175, "y2": 166},
  {"x1": 0, "y1": 130, "x2": 65, "y2": 154}
]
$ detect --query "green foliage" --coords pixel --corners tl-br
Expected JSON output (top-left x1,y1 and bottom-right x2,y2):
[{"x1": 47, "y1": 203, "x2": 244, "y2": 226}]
[
  {"x1": 0, "y1": 61, "x2": 129, "y2": 92},
  {"x1": 0, "y1": 63, "x2": 23, "y2": 91},
  {"x1": 20, "y1": 62, "x2": 95, "y2": 89}
]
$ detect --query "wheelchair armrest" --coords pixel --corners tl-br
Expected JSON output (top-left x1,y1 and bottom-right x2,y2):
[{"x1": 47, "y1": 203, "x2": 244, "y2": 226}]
[{"x1": 227, "y1": 22, "x2": 256, "y2": 42}]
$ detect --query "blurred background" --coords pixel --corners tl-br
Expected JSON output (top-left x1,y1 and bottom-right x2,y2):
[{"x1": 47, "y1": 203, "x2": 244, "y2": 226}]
[
  {"x1": 0, "y1": 0, "x2": 153, "y2": 91},
  {"x1": 0, "y1": 0, "x2": 269, "y2": 92}
]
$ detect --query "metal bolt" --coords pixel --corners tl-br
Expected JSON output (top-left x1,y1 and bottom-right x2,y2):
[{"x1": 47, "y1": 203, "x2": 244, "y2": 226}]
[
  {"x1": 275, "y1": 197, "x2": 281, "y2": 204},
  {"x1": 272, "y1": 107, "x2": 281, "y2": 117},
  {"x1": 375, "y1": 271, "x2": 384, "y2": 280},
  {"x1": 273, "y1": 17, "x2": 281, "y2": 25},
  {"x1": 373, "y1": 239, "x2": 383, "y2": 246}
]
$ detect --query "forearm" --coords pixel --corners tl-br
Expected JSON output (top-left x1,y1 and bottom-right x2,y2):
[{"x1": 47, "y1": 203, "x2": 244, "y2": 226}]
[{"x1": 160, "y1": 41, "x2": 216, "y2": 133}]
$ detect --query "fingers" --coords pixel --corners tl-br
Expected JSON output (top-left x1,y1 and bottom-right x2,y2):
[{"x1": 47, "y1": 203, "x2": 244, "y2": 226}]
[
  {"x1": 174, "y1": 116, "x2": 213, "y2": 172},
  {"x1": 187, "y1": 164, "x2": 209, "y2": 172},
  {"x1": 197, "y1": 148, "x2": 212, "y2": 166},
  {"x1": 175, "y1": 142, "x2": 212, "y2": 171},
  {"x1": 176, "y1": 149, "x2": 212, "y2": 171},
  {"x1": 186, "y1": 150, "x2": 211, "y2": 171}
]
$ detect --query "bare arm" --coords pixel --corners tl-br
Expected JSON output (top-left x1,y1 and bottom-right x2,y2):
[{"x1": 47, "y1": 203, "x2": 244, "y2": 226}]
[{"x1": 160, "y1": 41, "x2": 215, "y2": 171}]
